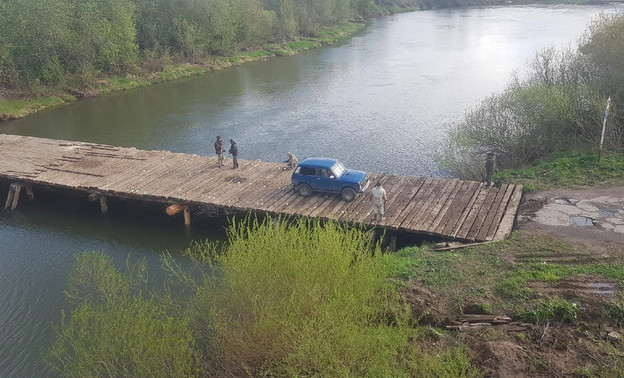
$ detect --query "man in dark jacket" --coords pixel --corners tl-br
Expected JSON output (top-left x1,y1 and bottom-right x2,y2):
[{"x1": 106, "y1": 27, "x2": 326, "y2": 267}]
[
  {"x1": 228, "y1": 139, "x2": 239, "y2": 168},
  {"x1": 214, "y1": 136, "x2": 224, "y2": 167}
]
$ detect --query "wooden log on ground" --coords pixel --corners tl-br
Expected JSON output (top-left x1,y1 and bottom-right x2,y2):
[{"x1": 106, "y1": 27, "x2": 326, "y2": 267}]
[{"x1": 459, "y1": 314, "x2": 512, "y2": 323}]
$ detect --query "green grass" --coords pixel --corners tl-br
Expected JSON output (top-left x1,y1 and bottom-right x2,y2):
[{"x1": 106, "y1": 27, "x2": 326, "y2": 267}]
[
  {"x1": 98, "y1": 76, "x2": 150, "y2": 94},
  {"x1": 386, "y1": 231, "x2": 624, "y2": 316},
  {"x1": 0, "y1": 96, "x2": 69, "y2": 120},
  {"x1": 493, "y1": 150, "x2": 624, "y2": 192},
  {"x1": 518, "y1": 298, "x2": 579, "y2": 324}
]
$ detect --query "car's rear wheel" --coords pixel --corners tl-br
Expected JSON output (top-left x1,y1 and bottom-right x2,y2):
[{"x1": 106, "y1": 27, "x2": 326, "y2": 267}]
[
  {"x1": 297, "y1": 183, "x2": 313, "y2": 197},
  {"x1": 341, "y1": 187, "x2": 356, "y2": 202}
]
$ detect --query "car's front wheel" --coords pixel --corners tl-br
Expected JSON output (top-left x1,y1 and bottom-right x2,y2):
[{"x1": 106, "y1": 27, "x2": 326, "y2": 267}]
[
  {"x1": 341, "y1": 187, "x2": 356, "y2": 202},
  {"x1": 297, "y1": 183, "x2": 313, "y2": 197}
]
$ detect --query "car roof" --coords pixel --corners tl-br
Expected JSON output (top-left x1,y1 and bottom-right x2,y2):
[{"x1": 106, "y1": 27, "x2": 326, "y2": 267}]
[{"x1": 298, "y1": 158, "x2": 339, "y2": 169}]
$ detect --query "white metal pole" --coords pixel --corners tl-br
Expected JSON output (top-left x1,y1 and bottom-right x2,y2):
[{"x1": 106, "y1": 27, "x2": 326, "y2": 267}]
[{"x1": 599, "y1": 96, "x2": 611, "y2": 162}]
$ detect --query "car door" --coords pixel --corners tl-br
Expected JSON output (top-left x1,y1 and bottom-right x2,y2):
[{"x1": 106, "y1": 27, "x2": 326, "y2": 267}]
[
  {"x1": 315, "y1": 168, "x2": 341, "y2": 193},
  {"x1": 297, "y1": 166, "x2": 316, "y2": 188}
]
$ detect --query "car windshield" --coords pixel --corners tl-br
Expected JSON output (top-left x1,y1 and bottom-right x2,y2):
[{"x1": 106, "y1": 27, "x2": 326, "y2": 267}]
[{"x1": 331, "y1": 162, "x2": 346, "y2": 178}]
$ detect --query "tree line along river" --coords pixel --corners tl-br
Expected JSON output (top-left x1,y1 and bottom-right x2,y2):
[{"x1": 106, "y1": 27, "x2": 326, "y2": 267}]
[{"x1": 1, "y1": 4, "x2": 623, "y2": 376}]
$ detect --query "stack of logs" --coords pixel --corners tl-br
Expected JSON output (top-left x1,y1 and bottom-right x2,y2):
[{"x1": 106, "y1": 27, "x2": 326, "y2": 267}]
[{"x1": 446, "y1": 314, "x2": 529, "y2": 332}]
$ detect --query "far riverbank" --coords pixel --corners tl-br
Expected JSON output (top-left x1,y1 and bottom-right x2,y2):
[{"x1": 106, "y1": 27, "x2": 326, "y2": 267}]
[{"x1": 0, "y1": 21, "x2": 368, "y2": 121}]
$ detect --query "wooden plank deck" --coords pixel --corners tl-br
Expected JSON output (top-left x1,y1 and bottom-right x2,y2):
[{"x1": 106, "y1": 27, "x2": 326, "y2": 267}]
[{"x1": 0, "y1": 134, "x2": 523, "y2": 242}]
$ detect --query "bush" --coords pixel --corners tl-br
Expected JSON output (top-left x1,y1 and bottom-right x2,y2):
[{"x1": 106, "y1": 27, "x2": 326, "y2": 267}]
[
  {"x1": 50, "y1": 219, "x2": 480, "y2": 376},
  {"x1": 47, "y1": 298, "x2": 197, "y2": 377},
  {"x1": 47, "y1": 252, "x2": 196, "y2": 377},
  {"x1": 184, "y1": 217, "x2": 480, "y2": 376},
  {"x1": 443, "y1": 12, "x2": 624, "y2": 179}
]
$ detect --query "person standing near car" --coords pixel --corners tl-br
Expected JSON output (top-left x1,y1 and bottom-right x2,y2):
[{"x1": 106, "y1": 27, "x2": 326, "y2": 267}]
[
  {"x1": 228, "y1": 139, "x2": 239, "y2": 169},
  {"x1": 214, "y1": 136, "x2": 225, "y2": 167},
  {"x1": 370, "y1": 181, "x2": 387, "y2": 222}
]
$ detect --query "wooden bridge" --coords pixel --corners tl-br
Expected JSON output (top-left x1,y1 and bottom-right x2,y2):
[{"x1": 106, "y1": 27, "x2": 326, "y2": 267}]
[{"x1": 0, "y1": 134, "x2": 522, "y2": 243}]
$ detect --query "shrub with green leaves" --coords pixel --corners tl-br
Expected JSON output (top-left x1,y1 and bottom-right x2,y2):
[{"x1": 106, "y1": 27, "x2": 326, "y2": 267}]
[
  {"x1": 50, "y1": 221, "x2": 480, "y2": 376},
  {"x1": 184, "y1": 217, "x2": 479, "y2": 376},
  {"x1": 47, "y1": 252, "x2": 197, "y2": 377},
  {"x1": 443, "y1": 11, "x2": 624, "y2": 179},
  {"x1": 47, "y1": 297, "x2": 197, "y2": 377}
]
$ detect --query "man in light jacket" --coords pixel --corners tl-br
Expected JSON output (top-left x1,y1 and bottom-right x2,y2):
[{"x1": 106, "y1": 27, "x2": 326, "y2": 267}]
[{"x1": 370, "y1": 181, "x2": 387, "y2": 222}]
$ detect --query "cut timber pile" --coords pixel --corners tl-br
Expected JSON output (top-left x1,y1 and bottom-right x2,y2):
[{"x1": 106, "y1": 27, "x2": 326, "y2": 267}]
[{"x1": 446, "y1": 314, "x2": 530, "y2": 332}]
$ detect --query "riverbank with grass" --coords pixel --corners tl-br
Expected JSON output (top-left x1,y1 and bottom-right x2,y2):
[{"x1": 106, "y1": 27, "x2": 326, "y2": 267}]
[
  {"x1": 0, "y1": 21, "x2": 366, "y2": 121},
  {"x1": 45, "y1": 159, "x2": 624, "y2": 376},
  {"x1": 493, "y1": 149, "x2": 624, "y2": 192}
]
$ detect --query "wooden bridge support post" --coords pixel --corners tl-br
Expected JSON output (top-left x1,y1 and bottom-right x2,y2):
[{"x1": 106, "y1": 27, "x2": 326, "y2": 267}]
[
  {"x1": 99, "y1": 196, "x2": 108, "y2": 214},
  {"x1": 388, "y1": 236, "x2": 397, "y2": 252},
  {"x1": 88, "y1": 192, "x2": 109, "y2": 214},
  {"x1": 4, "y1": 183, "x2": 30, "y2": 210},
  {"x1": 183, "y1": 207, "x2": 191, "y2": 226},
  {"x1": 5, "y1": 185, "x2": 15, "y2": 210},
  {"x1": 25, "y1": 185, "x2": 34, "y2": 200}
]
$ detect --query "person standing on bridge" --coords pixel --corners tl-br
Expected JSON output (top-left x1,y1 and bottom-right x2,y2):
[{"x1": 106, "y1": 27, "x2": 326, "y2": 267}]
[
  {"x1": 228, "y1": 139, "x2": 239, "y2": 169},
  {"x1": 214, "y1": 136, "x2": 225, "y2": 167},
  {"x1": 370, "y1": 181, "x2": 387, "y2": 222}
]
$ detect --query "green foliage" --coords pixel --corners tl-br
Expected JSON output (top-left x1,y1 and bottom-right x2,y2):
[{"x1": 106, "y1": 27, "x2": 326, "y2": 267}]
[
  {"x1": 579, "y1": 12, "x2": 624, "y2": 98},
  {"x1": 64, "y1": 252, "x2": 131, "y2": 305},
  {"x1": 0, "y1": 0, "x2": 419, "y2": 92},
  {"x1": 444, "y1": 12, "x2": 624, "y2": 180},
  {"x1": 179, "y1": 217, "x2": 478, "y2": 376},
  {"x1": 48, "y1": 252, "x2": 196, "y2": 377},
  {"x1": 493, "y1": 150, "x2": 624, "y2": 191},
  {"x1": 47, "y1": 298, "x2": 197, "y2": 377},
  {"x1": 602, "y1": 301, "x2": 624, "y2": 328},
  {"x1": 518, "y1": 298, "x2": 578, "y2": 324},
  {"x1": 51, "y1": 220, "x2": 480, "y2": 376},
  {"x1": 0, "y1": 97, "x2": 68, "y2": 120}
]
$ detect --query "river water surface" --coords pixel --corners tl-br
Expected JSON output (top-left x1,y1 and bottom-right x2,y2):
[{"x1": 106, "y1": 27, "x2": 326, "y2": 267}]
[{"x1": 2, "y1": 4, "x2": 623, "y2": 376}]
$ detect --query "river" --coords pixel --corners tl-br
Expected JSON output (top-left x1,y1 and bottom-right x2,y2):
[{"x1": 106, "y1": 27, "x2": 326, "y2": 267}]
[{"x1": 2, "y1": 4, "x2": 623, "y2": 376}]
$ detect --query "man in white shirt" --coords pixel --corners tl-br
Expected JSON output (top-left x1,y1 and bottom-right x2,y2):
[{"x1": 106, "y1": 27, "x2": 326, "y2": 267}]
[{"x1": 370, "y1": 181, "x2": 387, "y2": 222}]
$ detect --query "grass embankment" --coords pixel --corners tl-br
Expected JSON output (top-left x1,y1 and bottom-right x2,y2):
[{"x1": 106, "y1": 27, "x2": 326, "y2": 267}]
[
  {"x1": 493, "y1": 149, "x2": 624, "y2": 192},
  {"x1": 396, "y1": 231, "x2": 624, "y2": 376},
  {"x1": 0, "y1": 21, "x2": 364, "y2": 121}
]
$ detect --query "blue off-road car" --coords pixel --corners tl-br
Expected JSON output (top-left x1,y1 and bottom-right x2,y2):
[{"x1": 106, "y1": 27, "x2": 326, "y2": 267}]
[{"x1": 291, "y1": 158, "x2": 369, "y2": 201}]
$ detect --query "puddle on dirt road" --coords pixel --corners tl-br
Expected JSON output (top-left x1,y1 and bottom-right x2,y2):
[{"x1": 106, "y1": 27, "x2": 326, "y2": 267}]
[
  {"x1": 554, "y1": 197, "x2": 573, "y2": 205},
  {"x1": 587, "y1": 282, "x2": 616, "y2": 295},
  {"x1": 599, "y1": 210, "x2": 615, "y2": 217},
  {"x1": 571, "y1": 216, "x2": 595, "y2": 227}
]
